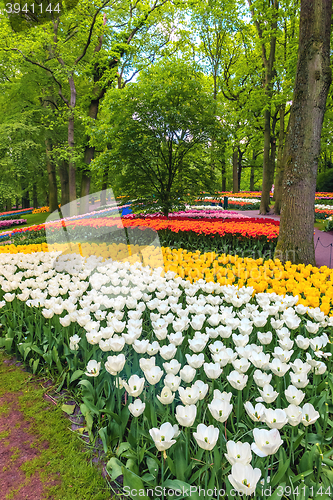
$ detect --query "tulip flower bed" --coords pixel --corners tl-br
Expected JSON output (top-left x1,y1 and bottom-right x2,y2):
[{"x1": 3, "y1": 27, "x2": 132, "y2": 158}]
[
  {"x1": 0, "y1": 207, "x2": 33, "y2": 218},
  {"x1": 123, "y1": 210, "x2": 251, "y2": 220},
  {"x1": 3, "y1": 217, "x2": 280, "y2": 257},
  {"x1": 32, "y1": 206, "x2": 50, "y2": 214},
  {"x1": 0, "y1": 242, "x2": 331, "y2": 314},
  {"x1": 314, "y1": 208, "x2": 333, "y2": 220},
  {"x1": 0, "y1": 250, "x2": 333, "y2": 499},
  {"x1": 0, "y1": 218, "x2": 27, "y2": 229}
]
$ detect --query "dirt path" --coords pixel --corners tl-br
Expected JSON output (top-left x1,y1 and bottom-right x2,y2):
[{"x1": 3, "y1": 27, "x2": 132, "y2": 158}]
[{"x1": 0, "y1": 353, "x2": 111, "y2": 500}]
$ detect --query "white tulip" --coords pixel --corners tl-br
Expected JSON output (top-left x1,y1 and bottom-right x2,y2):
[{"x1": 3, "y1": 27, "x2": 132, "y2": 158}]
[
  {"x1": 164, "y1": 373, "x2": 181, "y2": 392},
  {"x1": 109, "y1": 334, "x2": 125, "y2": 352},
  {"x1": 133, "y1": 339, "x2": 149, "y2": 354},
  {"x1": 228, "y1": 463, "x2": 261, "y2": 496},
  {"x1": 123, "y1": 374, "x2": 145, "y2": 397},
  {"x1": 225, "y1": 441, "x2": 252, "y2": 466},
  {"x1": 305, "y1": 320, "x2": 320, "y2": 334},
  {"x1": 167, "y1": 331, "x2": 184, "y2": 346},
  {"x1": 193, "y1": 423, "x2": 219, "y2": 451},
  {"x1": 251, "y1": 428, "x2": 283, "y2": 457},
  {"x1": 258, "y1": 384, "x2": 278, "y2": 404},
  {"x1": 178, "y1": 385, "x2": 200, "y2": 405},
  {"x1": 180, "y1": 365, "x2": 196, "y2": 383},
  {"x1": 227, "y1": 371, "x2": 248, "y2": 390},
  {"x1": 129, "y1": 398, "x2": 146, "y2": 417},
  {"x1": 86, "y1": 330, "x2": 103, "y2": 345},
  {"x1": 272, "y1": 347, "x2": 293, "y2": 363},
  {"x1": 301, "y1": 403, "x2": 320, "y2": 426},
  {"x1": 250, "y1": 351, "x2": 270, "y2": 370},
  {"x1": 105, "y1": 354, "x2": 126, "y2": 375},
  {"x1": 290, "y1": 372, "x2": 309, "y2": 389},
  {"x1": 163, "y1": 359, "x2": 181, "y2": 375},
  {"x1": 204, "y1": 362, "x2": 222, "y2": 379},
  {"x1": 157, "y1": 386, "x2": 175, "y2": 405},
  {"x1": 232, "y1": 358, "x2": 251, "y2": 374},
  {"x1": 188, "y1": 337, "x2": 207, "y2": 352},
  {"x1": 193, "y1": 380, "x2": 209, "y2": 400},
  {"x1": 264, "y1": 409, "x2": 288, "y2": 429},
  {"x1": 232, "y1": 333, "x2": 249, "y2": 347},
  {"x1": 149, "y1": 422, "x2": 178, "y2": 451},
  {"x1": 185, "y1": 353, "x2": 205, "y2": 369},
  {"x1": 295, "y1": 335, "x2": 310, "y2": 350},
  {"x1": 85, "y1": 360, "x2": 101, "y2": 377},
  {"x1": 69, "y1": 334, "x2": 80, "y2": 351},
  {"x1": 144, "y1": 366, "x2": 164, "y2": 385},
  {"x1": 244, "y1": 402, "x2": 266, "y2": 422},
  {"x1": 285, "y1": 385, "x2": 305, "y2": 406},
  {"x1": 284, "y1": 404, "x2": 302, "y2": 426},
  {"x1": 290, "y1": 359, "x2": 311, "y2": 375},
  {"x1": 213, "y1": 390, "x2": 232, "y2": 403},
  {"x1": 208, "y1": 340, "x2": 225, "y2": 354},
  {"x1": 269, "y1": 358, "x2": 290, "y2": 377},
  {"x1": 257, "y1": 331, "x2": 272, "y2": 345},
  {"x1": 208, "y1": 398, "x2": 233, "y2": 423},
  {"x1": 175, "y1": 404, "x2": 197, "y2": 427},
  {"x1": 159, "y1": 344, "x2": 177, "y2": 360},
  {"x1": 147, "y1": 341, "x2": 160, "y2": 356},
  {"x1": 139, "y1": 357, "x2": 156, "y2": 372},
  {"x1": 253, "y1": 369, "x2": 272, "y2": 388}
]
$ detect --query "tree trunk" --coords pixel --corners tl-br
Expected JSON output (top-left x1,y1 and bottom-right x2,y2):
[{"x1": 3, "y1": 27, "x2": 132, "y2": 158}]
[
  {"x1": 232, "y1": 148, "x2": 239, "y2": 193},
  {"x1": 260, "y1": 108, "x2": 273, "y2": 213},
  {"x1": 238, "y1": 149, "x2": 243, "y2": 191},
  {"x1": 100, "y1": 165, "x2": 109, "y2": 205},
  {"x1": 58, "y1": 160, "x2": 69, "y2": 208},
  {"x1": 221, "y1": 142, "x2": 226, "y2": 191},
  {"x1": 274, "y1": 104, "x2": 286, "y2": 214},
  {"x1": 269, "y1": 137, "x2": 277, "y2": 193},
  {"x1": 33, "y1": 183, "x2": 38, "y2": 209},
  {"x1": 249, "y1": 0, "x2": 278, "y2": 214},
  {"x1": 250, "y1": 151, "x2": 256, "y2": 191},
  {"x1": 68, "y1": 112, "x2": 76, "y2": 205},
  {"x1": 45, "y1": 140, "x2": 58, "y2": 213},
  {"x1": 275, "y1": 0, "x2": 332, "y2": 265},
  {"x1": 80, "y1": 172, "x2": 91, "y2": 215},
  {"x1": 21, "y1": 181, "x2": 30, "y2": 209}
]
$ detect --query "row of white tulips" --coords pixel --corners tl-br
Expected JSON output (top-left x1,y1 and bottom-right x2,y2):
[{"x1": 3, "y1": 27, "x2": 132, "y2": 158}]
[{"x1": 0, "y1": 250, "x2": 332, "y2": 497}]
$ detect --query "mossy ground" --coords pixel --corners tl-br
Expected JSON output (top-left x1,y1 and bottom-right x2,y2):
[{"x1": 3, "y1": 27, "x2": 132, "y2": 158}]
[{"x1": 0, "y1": 349, "x2": 113, "y2": 500}]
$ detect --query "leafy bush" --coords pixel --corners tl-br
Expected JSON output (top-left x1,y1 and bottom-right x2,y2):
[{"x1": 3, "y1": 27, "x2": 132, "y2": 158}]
[{"x1": 316, "y1": 169, "x2": 333, "y2": 192}]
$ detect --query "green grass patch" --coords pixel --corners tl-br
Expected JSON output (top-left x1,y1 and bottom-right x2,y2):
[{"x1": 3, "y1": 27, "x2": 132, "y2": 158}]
[
  {"x1": 0, "y1": 350, "x2": 113, "y2": 500},
  {"x1": 314, "y1": 219, "x2": 327, "y2": 231},
  {"x1": 0, "y1": 213, "x2": 50, "y2": 234}
]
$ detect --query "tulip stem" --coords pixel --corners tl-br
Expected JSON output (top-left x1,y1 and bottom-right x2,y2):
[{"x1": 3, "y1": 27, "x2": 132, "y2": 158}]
[
  {"x1": 264, "y1": 456, "x2": 270, "y2": 489},
  {"x1": 161, "y1": 452, "x2": 165, "y2": 499},
  {"x1": 185, "y1": 427, "x2": 189, "y2": 465},
  {"x1": 205, "y1": 450, "x2": 209, "y2": 500},
  {"x1": 237, "y1": 390, "x2": 242, "y2": 431}
]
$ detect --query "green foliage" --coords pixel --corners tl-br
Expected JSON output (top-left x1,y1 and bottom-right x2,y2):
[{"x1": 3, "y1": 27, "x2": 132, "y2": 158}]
[
  {"x1": 316, "y1": 169, "x2": 333, "y2": 192},
  {"x1": 92, "y1": 60, "x2": 219, "y2": 215}
]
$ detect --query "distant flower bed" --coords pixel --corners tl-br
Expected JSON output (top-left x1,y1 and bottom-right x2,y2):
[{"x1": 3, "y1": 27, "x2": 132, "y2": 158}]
[
  {"x1": 0, "y1": 208, "x2": 33, "y2": 218},
  {"x1": 123, "y1": 210, "x2": 251, "y2": 220},
  {"x1": 32, "y1": 206, "x2": 50, "y2": 214},
  {"x1": 0, "y1": 219, "x2": 27, "y2": 229}
]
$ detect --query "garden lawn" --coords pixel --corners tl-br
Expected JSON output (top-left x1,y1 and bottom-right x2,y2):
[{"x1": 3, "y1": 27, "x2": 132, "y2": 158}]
[
  {"x1": 0, "y1": 213, "x2": 50, "y2": 234},
  {"x1": 0, "y1": 350, "x2": 111, "y2": 500}
]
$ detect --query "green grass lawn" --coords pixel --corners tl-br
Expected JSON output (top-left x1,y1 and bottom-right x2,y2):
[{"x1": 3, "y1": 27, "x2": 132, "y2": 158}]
[
  {"x1": 314, "y1": 219, "x2": 327, "y2": 231},
  {"x1": 0, "y1": 350, "x2": 112, "y2": 500},
  {"x1": 0, "y1": 213, "x2": 50, "y2": 234}
]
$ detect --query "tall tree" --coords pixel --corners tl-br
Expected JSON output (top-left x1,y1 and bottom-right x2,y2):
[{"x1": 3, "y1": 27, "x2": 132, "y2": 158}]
[
  {"x1": 275, "y1": 0, "x2": 332, "y2": 265},
  {"x1": 248, "y1": 0, "x2": 279, "y2": 214}
]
